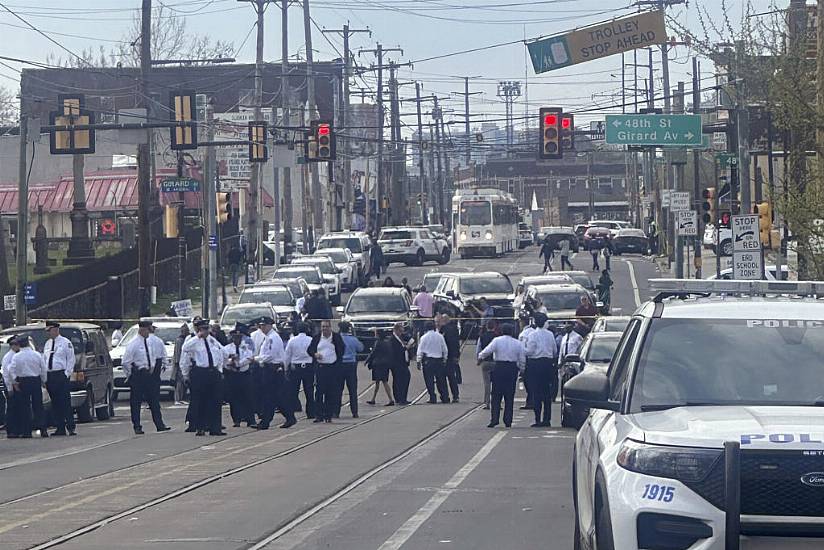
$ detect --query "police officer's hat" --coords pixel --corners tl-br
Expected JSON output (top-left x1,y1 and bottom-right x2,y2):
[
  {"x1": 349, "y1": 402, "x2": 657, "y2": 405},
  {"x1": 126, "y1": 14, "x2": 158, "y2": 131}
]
[
  {"x1": 45, "y1": 321, "x2": 60, "y2": 329},
  {"x1": 257, "y1": 316, "x2": 275, "y2": 326},
  {"x1": 230, "y1": 322, "x2": 247, "y2": 335},
  {"x1": 138, "y1": 320, "x2": 154, "y2": 329},
  {"x1": 194, "y1": 319, "x2": 210, "y2": 330},
  {"x1": 7, "y1": 335, "x2": 20, "y2": 345},
  {"x1": 532, "y1": 312, "x2": 548, "y2": 328}
]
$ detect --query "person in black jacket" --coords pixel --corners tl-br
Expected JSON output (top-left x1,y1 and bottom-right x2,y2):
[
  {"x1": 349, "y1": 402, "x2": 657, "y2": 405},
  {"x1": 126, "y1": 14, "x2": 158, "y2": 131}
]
[
  {"x1": 388, "y1": 322, "x2": 415, "y2": 405},
  {"x1": 366, "y1": 331, "x2": 394, "y2": 405},
  {"x1": 539, "y1": 238, "x2": 554, "y2": 273},
  {"x1": 438, "y1": 314, "x2": 461, "y2": 403},
  {"x1": 306, "y1": 320, "x2": 345, "y2": 423}
]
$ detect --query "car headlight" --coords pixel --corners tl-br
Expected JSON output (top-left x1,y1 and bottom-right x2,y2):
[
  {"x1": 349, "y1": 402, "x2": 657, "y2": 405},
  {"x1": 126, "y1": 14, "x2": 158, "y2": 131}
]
[
  {"x1": 617, "y1": 439, "x2": 722, "y2": 483},
  {"x1": 484, "y1": 231, "x2": 493, "y2": 240},
  {"x1": 460, "y1": 231, "x2": 467, "y2": 241}
]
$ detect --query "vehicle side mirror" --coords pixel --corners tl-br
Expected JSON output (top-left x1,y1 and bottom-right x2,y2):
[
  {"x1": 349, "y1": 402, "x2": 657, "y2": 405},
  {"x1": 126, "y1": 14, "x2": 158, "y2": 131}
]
[
  {"x1": 85, "y1": 341, "x2": 95, "y2": 353},
  {"x1": 563, "y1": 370, "x2": 618, "y2": 411},
  {"x1": 563, "y1": 354, "x2": 581, "y2": 365},
  {"x1": 336, "y1": 306, "x2": 345, "y2": 314}
]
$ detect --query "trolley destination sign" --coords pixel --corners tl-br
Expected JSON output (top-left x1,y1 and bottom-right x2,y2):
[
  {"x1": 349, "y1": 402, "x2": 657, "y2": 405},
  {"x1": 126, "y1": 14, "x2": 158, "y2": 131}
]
[
  {"x1": 605, "y1": 114, "x2": 703, "y2": 146},
  {"x1": 527, "y1": 10, "x2": 665, "y2": 74}
]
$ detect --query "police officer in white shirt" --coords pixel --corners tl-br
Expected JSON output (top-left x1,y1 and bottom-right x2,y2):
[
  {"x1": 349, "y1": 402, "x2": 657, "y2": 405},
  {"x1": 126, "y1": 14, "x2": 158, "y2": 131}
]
[
  {"x1": 222, "y1": 324, "x2": 258, "y2": 428},
  {"x1": 181, "y1": 319, "x2": 227, "y2": 436},
  {"x1": 478, "y1": 323, "x2": 526, "y2": 428},
  {"x1": 307, "y1": 320, "x2": 345, "y2": 423},
  {"x1": 524, "y1": 313, "x2": 558, "y2": 427},
  {"x1": 147, "y1": 325, "x2": 167, "y2": 381},
  {"x1": 2, "y1": 337, "x2": 22, "y2": 438},
  {"x1": 10, "y1": 336, "x2": 48, "y2": 438},
  {"x1": 518, "y1": 318, "x2": 537, "y2": 410},
  {"x1": 558, "y1": 323, "x2": 584, "y2": 364},
  {"x1": 417, "y1": 321, "x2": 449, "y2": 404},
  {"x1": 122, "y1": 321, "x2": 171, "y2": 435},
  {"x1": 253, "y1": 316, "x2": 286, "y2": 429},
  {"x1": 284, "y1": 322, "x2": 314, "y2": 424},
  {"x1": 42, "y1": 321, "x2": 77, "y2": 436}
]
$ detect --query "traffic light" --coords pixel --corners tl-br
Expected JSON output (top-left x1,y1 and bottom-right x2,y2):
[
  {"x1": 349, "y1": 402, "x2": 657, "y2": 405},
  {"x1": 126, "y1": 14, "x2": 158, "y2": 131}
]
[
  {"x1": 701, "y1": 187, "x2": 716, "y2": 224},
  {"x1": 756, "y1": 201, "x2": 772, "y2": 245},
  {"x1": 561, "y1": 114, "x2": 574, "y2": 152},
  {"x1": 307, "y1": 120, "x2": 336, "y2": 162},
  {"x1": 248, "y1": 121, "x2": 268, "y2": 163},
  {"x1": 163, "y1": 205, "x2": 179, "y2": 238},
  {"x1": 539, "y1": 107, "x2": 563, "y2": 160},
  {"x1": 216, "y1": 192, "x2": 232, "y2": 223},
  {"x1": 169, "y1": 91, "x2": 197, "y2": 150},
  {"x1": 49, "y1": 94, "x2": 95, "y2": 155}
]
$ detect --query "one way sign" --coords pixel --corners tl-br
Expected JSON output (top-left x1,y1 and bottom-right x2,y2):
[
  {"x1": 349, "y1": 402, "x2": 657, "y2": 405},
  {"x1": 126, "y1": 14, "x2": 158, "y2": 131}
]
[{"x1": 732, "y1": 214, "x2": 760, "y2": 252}]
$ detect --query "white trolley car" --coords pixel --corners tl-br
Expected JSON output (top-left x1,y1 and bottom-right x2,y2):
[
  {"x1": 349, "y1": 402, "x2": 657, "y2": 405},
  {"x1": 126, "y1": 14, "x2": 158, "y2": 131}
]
[{"x1": 452, "y1": 188, "x2": 519, "y2": 258}]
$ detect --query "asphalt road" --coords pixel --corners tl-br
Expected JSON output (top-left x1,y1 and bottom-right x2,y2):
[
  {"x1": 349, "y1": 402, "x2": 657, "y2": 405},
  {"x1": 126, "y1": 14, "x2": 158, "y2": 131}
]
[{"x1": 0, "y1": 246, "x2": 661, "y2": 550}]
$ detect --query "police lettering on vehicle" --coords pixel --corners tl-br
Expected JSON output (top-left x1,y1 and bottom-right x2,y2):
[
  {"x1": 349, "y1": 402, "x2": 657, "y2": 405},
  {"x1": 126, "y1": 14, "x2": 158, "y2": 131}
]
[
  {"x1": 746, "y1": 319, "x2": 824, "y2": 328},
  {"x1": 740, "y1": 433, "x2": 824, "y2": 445}
]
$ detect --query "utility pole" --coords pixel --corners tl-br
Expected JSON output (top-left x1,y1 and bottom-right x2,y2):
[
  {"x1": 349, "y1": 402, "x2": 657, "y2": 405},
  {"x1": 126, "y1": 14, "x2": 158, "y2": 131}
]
[
  {"x1": 302, "y1": 0, "x2": 322, "y2": 245},
  {"x1": 452, "y1": 77, "x2": 481, "y2": 167},
  {"x1": 415, "y1": 82, "x2": 428, "y2": 224},
  {"x1": 322, "y1": 25, "x2": 371, "y2": 229},
  {"x1": 279, "y1": 0, "x2": 293, "y2": 256},
  {"x1": 137, "y1": 0, "x2": 153, "y2": 317},
  {"x1": 674, "y1": 81, "x2": 686, "y2": 279},
  {"x1": 692, "y1": 57, "x2": 703, "y2": 278},
  {"x1": 432, "y1": 98, "x2": 444, "y2": 226},
  {"x1": 15, "y1": 113, "x2": 28, "y2": 325},
  {"x1": 203, "y1": 100, "x2": 218, "y2": 318},
  {"x1": 428, "y1": 122, "x2": 437, "y2": 223}
]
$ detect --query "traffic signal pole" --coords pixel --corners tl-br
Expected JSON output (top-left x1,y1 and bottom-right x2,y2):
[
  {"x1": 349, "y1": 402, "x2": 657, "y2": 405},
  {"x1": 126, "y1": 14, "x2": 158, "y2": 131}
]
[
  {"x1": 137, "y1": 0, "x2": 153, "y2": 318},
  {"x1": 692, "y1": 57, "x2": 703, "y2": 278},
  {"x1": 15, "y1": 114, "x2": 28, "y2": 325}
]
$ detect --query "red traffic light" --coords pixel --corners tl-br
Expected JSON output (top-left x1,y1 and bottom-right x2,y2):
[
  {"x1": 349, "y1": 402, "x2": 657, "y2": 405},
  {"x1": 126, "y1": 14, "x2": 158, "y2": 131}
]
[
  {"x1": 544, "y1": 114, "x2": 558, "y2": 126},
  {"x1": 561, "y1": 117, "x2": 572, "y2": 129},
  {"x1": 318, "y1": 124, "x2": 331, "y2": 136}
]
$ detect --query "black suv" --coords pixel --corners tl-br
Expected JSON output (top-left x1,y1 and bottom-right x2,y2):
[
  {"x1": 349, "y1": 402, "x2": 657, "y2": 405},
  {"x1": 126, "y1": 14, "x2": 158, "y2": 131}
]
[
  {"x1": 0, "y1": 323, "x2": 115, "y2": 422},
  {"x1": 338, "y1": 287, "x2": 414, "y2": 355}
]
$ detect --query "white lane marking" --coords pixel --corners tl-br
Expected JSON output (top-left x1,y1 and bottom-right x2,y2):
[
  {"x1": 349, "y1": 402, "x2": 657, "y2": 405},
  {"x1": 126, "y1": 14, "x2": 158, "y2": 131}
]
[
  {"x1": 376, "y1": 431, "x2": 507, "y2": 550},
  {"x1": 624, "y1": 259, "x2": 641, "y2": 307}
]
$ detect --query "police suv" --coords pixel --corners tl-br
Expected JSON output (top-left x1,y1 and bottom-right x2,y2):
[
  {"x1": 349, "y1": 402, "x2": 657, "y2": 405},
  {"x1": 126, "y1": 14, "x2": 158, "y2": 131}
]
[{"x1": 566, "y1": 279, "x2": 824, "y2": 550}]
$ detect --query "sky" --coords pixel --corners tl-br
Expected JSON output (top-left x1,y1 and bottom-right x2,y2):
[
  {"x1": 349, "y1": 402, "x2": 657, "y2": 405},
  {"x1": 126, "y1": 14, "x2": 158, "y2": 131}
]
[{"x1": 0, "y1": 0, "x2": 781, "y2": 139}]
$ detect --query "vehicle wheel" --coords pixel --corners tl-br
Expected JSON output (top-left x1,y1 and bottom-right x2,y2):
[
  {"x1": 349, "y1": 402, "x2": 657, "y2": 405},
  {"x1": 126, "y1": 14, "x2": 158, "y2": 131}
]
[
  {"x1": 437, "y1": 248, "x2": 450, "y2": 265},
  {"x1": 76, "y1": 387, "x2": 95, "y2": 423},
  {"x1": 594, "y1": 487, "x2": 616, "y2": 550},
  {"x1": 720, "y1": 239, "x2": 733, "y2": 256},
  {"x1": 414, "y1": 249, "x2": 425, "y2": 266},
  {"x1": 96, "y1": 386, "x2": 113, "y2": 420}
]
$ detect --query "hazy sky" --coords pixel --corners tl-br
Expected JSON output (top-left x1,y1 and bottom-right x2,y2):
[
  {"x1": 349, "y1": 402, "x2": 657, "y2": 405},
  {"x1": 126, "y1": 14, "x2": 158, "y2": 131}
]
[{"x1": 0, "y1": 0, "x2": 780, "y2": 135}]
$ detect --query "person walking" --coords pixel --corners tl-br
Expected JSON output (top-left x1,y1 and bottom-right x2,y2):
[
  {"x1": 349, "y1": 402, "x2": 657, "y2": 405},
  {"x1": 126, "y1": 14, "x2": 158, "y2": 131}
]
[
  {"x1": 181, "y1": 319, "x2": 227, "y2": 436},
  {"x1": 222, "y1": 325, "x2": 258, "y2": 428},
  {"x1": 2, "y1": 337, "x2": 22, "y2": 438},
  {"x1": 227, "y1": 244, "x2": 244, "y2": 292},
  {"x1": 251, "y1": 316, "x2": 287, "y2": 430},
  {"x1": 122, "y1": 321, "x2": 171, "y2": 435},
  {"x1": 559, "y1": 238, "x2": 573, "y2": 270},
  {"x1": 338, "y1": 322, "x2": 364, "y2": 418},
  {"x1": 365, "y1": 331, "x2": 394, "y2": 405},
  {"x1": 524, "y1": 313, "x2": 557, "y2": 427},
  {"x1": 307, "y1": 320, "x2": 345, "y2": 423},
  {"x1": 172, "y1": 323, "x2": 192, "y2": 404},
  {"x1": 9, "y1": 337, "x2": 48, "y2": 439},
  {"x1": 476, "y1": 320, "x2": 497, "y2": 410},
  {"x1": 438, "y1": 314, "x2": 461, "y2": 403},
  {"x1": 478, "y1": 323, "x2": 526, "y2": 428},
  {"x1": 388, "y1": 322, "x2": 414, "y2": 405},
  {"x1": 111, "y1": 323, "x2": 124, "y2": 348},
  {"x1": 42, "y1": 321, "x2": 76, "y2": 436},
  {"x1": 590, "y1": 244, "x2": 601, "y2": 272},
  {"x1": 417, "y1": 321, "x2": 449, "y2": 404},
  {"x1": 371, "y1": 244, "x2": 385, "y2": 280},
  {"x1": 596, "y1": 269, "x2": 614, "y2": 313},
  {"x1": 576, "y1": 294, "x2": 598, "y2": 331},
  {"x1": 284, "y1": 322, "x2": 315, "y2": 420},
  {"x1": 412, "y1": 285, "x2": 435, "y2": 336},
  {"x1": 539, "y1": 238, "x2": 555, "y2": 273},
  {"x1": 602, "y1": 239, "x2": 613, "y2": 271}
]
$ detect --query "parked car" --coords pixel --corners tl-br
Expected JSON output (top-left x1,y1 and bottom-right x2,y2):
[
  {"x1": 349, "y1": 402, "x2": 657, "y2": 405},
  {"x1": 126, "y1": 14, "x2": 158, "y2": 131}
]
[
  {"x1": 540, "y1": 226, "x2": 579, "y2": 250},
  {"x1": 559, "y1": 331, "x2": 622, "y2": 428},
  {"x1": 0, "y1": 322, "x2": 115, "y2": 422},
  {"x1": 426, "y1": 224, "x2": 450, "y2": 246},
  {"x1": 702, "y1": 223, "x2": 715, "y2": 249},
  {"x1": 420, "y1": 272, "x2": 455, "y2": 294},
  {"x1": 573, "y1": 224, "x2": 590, "y2": 241},
  {"x1": 271, "y1": 265, "x2": 325, "y2": 296},
  {"x1": 316, "y1": 231, "x2": 372, "y2": 286},
  {"x1": 337, "y1": 287, "x2": 415, "y2": 355},
  {"x1": 313, "y1": 247, "x2": 358, "y2": 291},
  {"x1": 220, "y1": 303, "x2": 278, "y2": 334},
  {"x1": 517, "y1": 283, "x2": 591, "y2": 326},
  {"x1": 110, "y1": 317, "x2": 193, "y2": 401},
  {"x1": 238, "y1": 284, "x2": 297, "y2": 325},
  {"x1": 378, "y1": 226, "x2": 450, "y2": 266},
  {"x1": 433, "y1": 272, "x2": 516, "y2": 333},
  {"x1": 611, "y1": 228, "x2": 648, "y2": 255},
  {"x1": 518, "y1": 223, "x2": 534, "y2": 248},
  {"x1": 590, "y1": 315, "x2": 631, "y2": 333},
  {"x1": 588, "y1": 219, "x2": 629, "y2": 238},
  {"x1": 514, "y1": 274, "x2": 574, "y2": 312},
  {"x1": 709, "y1": 225, "x2": 733, "y2": 256},
  {"x1": 582, "y1": 226, "x2": 612, "y2": 250},
  {"x1": 290, "y1": 256, "x2": 342, "y2": 306}
]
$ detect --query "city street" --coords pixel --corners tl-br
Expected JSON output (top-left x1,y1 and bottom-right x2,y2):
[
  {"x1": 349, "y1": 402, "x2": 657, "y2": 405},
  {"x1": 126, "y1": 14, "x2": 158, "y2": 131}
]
[{"x1": 0, "y1": 248, "x2": 661, "y2": 550}]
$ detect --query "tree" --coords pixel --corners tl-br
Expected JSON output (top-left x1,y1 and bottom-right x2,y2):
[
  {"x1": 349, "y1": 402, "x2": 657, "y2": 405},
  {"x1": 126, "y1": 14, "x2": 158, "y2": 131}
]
[{"x1": 0, "y1": 86, "x2": 19, "y2": 127}]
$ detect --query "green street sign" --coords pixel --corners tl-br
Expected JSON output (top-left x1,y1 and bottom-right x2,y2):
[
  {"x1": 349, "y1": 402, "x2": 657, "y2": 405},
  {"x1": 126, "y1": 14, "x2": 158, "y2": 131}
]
[
  {"x1": 160, "y1": 177, "x2": 200, "y2": 193},
  {"x1": 605, "y1": 114, "x2": 703, "y2": 146},
  {"x1": 717, "y1": 152, "x2": 738, "y2": 169}
]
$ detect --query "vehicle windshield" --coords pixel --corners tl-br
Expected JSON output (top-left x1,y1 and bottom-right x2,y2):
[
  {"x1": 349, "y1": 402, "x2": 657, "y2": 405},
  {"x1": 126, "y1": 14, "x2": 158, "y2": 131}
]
[
  {"x1": 347, "y1": 294, "x2": 407, "y2": 313},
  {"x1": 380, "y1": 230, "x2": 413, "y2": 241},
  {"x1": 567, "y1": 274, "x2": 595, "y2": 290},
  {"x1": 319, "y1": 250, "x2": 348, "y2": 263},
  {"x1": 294, "y1": 260, "x2": 334, "y2": 275},
  {"x1": 535, "y1": 290, "x2": 587, "y2": 311},
  {"x1": 319, "y1": 237, "x2": 362, "y2": 253},
  {"x1": 120, "y1": 325, "x2": 183, "y2": 346},
  {"x1": 274, "y1": 268, "x2": 322, "y2": 284},
  {"x1": 3, "y1": 328, "x2": 84, "y2": 354},
  {"x1": 631, "y1": 318, "x2": 824, "y2": 411},
  {"x1": 222, "y1": 306, "x2": 273, "y2": 325},
  {"x1": 238, "y1": 288, "x2": 294, "y2": 306},
  {"x1": 460, "y1": 201, "x2": 491, "y2": 225},
  {"x1": 459, "y1": 277, "x2": 512, "y2": 294},
  {"x1": 585, "y1": 337, "x2": 620, "y2": 363},
  {"x1": 590, "y1": 221, "x2": 617, "y2": 229},
  {"x1": 599, "y1": 318, "x2": 629, "y2": 332},
  {"x1": 423, "y1": 274, "x2": 443, "y2": 290}
]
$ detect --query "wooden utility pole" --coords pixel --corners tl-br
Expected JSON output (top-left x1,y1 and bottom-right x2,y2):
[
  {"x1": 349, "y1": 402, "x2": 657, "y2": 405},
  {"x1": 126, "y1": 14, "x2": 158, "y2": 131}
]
[
  {"x1": 137, "y1": 0, "x2": 153, "y2": 317},
  {"x1": 279, "y1": 0, "x2": 293, "y2": 255},
  {"x1": 452, "y1": 77, "x2": 481, "y2": 167},
  {"x1": 15, "y1": 113, "x2": 28, "y2": 325},
  {"x1": 251, "y1": 0, "x2": 265, "y2": 276},
  {"x1": 692, "y1": 57, "x2": 703, "y2": 278},
  {"x1": 817, "y1": 0, "x2": 824, "y2": 159},
  {"x1": 302, "y1": 0, "x2": 323, "y2": 244}
]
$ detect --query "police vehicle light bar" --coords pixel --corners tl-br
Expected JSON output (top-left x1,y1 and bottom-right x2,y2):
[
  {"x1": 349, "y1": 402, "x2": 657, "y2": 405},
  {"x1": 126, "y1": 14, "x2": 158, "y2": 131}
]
[{"x1": 649, "y1": 278, "x2": 824, "y2": 298}]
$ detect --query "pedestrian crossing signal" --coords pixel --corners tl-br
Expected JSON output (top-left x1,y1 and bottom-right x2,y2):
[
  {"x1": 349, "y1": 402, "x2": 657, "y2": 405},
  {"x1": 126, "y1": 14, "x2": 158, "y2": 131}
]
[
  {"x1": 170, "y1": 91, "x2": 197, "y2": 151},
  {"x1": 248, "y1": 121, "x2": 268, "y2": 163},
  {"x1": 216, "y1": 192, "x2": 232, "y2": 223},
  {"x1": 539, "y1": 107, "x2": 563, "y2": 160},
  {"x1": 49, "y1": 95, "x2": 95, "y2": 155}
]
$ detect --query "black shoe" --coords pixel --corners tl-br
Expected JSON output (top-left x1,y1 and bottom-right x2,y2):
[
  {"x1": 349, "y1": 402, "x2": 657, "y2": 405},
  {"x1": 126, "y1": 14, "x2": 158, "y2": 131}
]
[
  {"x1": 386, "y1": 401, "x2": 395, "y2": 406},
  {"x1": 258, "y1": 424, "x2": 270, "y2": 430},
  {"x1": 157, "y1": 426, "x2": 172, "y2": 432},
  {"x1": 210, "y1": 431, "x2": 227, "y2": 436},
  {"x1": 428, "y1": 398, "x2": 437, "y2": 404},
  {"x1": 68, "y1": 430, "x2": 77, "y2": 436},
  {"x1": 232, "y1": 422, "x2": 241, "y2": 428},
  {"x1": 441, "y1": 398, "x2": 451, "y2": 404},
  {"x1": 483, "y1": 405, "x2": 490, "y2": 410},
  {"x1": 530, "y1": 423, "x2": 542, "y2": 428},
  {"x1": 519, "y1": 405, "x2": 531, "y2": 410},
  {"x1": 352, "y1": 413, "x2": 359, "y2": 418},
  {"x1": 313, "y1": 418, "x2": 324, "y2": 423},
  {"x1": 185, "y1": 426, "x2": 197, "y2": 433},
  {"x1": 366, "y1": 400, "x2": 375, "y2": 405},
  {"x1": 7, "y1": 434, "x2": 19, "y2": 439},
  {"x1": 280, "y1": 419, "x2": 296, "y2": 428},
  {"x1": 23, "y1": 434, "x2": 33, "y2": 439},
  {"x1": 196, "y1": 430, "x2": 206, "y2": 436},
  {"x1": 487, "y1": 422, "x2": 499, "y2": 428},
  {"x1": 452, "y1": 397, "x2": 459, "y2": 403},
  {"x1": 505, "y1": 423, "x2": 512, "y2": 428},
  {"x1": 325, "y1": 418, "x2": 332, "y2": 423},
  {"x1": 134, "y1": 427, "x2": 145, "y2": 435},
  {"x1": 541, "y1": 421, "x2": 551, "y2": 427},
  {"x1": 52, "y1": 430, "x2": 67, "y2": 436},
  {"x1": 246, "y1": 423, "x2": 258, "y2": 429}
]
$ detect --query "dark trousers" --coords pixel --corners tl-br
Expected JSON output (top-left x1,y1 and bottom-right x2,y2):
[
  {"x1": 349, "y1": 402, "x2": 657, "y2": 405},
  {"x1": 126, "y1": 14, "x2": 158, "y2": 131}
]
[
  {"x1": 560, "y1": 255, "x2": 573, "y2": 270},
  {"x1": 523, "y1": 359, "x2": 536, "y2": 407},
  {"x1": 390, "y1": 363, "x2": 410, "y2": 404},
  {"x1": 530, "y1": 358, "x2": 557, "y2": 424},
  {"x1": 591, "y1": 253, "x2": 600, "y2": 271},
  {"x1": 339, "y1": 362, "x2": 358, "y2": 416},
  {"x1": 277, "y1": 369, "x2": 297, "y2": 423},
  {"x1": 224, "y1": 370, "x2": 256, "y2": 425},
  {"x1": 258, "y1": 364, "x2": 281, "y2": 427},
  {"x1": 189, "y1": 367, "x2": 222, "y2": 433},
  {"x1": 445, "y1": 357, "x2": 460, "y2": 400},
  {"x1": 315, "y1": 363, "x2": 339, "y2": 420},
  {"x1": 293, "y1": 364, "x2": 316, "y2": 418},
  {"x1": 543, "y1": 257, "x2": 553, "y2": 272},
  {"x1": 4, "y1": 391, "x2": 21, "y2": 436},
  {"x1": 422, "y1": 358, "x2": 448, "y2": 402},
  {"x1": 46, "y1": 370, "x2": 74, "y2": 432},
  {"x1": 129, "y1": 369, "x2": 165, "y2": 430},
  {"x1": 490, "y1": 362, "x2": 518, "y2": 426},
  {"x1": 17, "y1": 377, "x2": 45, "y2": 436}
]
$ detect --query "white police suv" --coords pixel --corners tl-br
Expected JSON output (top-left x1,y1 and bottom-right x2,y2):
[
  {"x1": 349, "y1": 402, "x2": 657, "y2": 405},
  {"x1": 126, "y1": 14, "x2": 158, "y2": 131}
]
[{"x1": 567, "y1": 279, "x2": 824, "y2": 550}]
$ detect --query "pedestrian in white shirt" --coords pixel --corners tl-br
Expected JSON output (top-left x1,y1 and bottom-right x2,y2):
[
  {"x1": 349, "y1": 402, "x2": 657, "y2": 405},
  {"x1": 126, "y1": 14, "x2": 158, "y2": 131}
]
[
  {"x1": 525, "y1": 313, "x2": 558, "y2": 427},
  {"x1": 284, "y1": 322, "x2": 315, "y2": 422},
  {"x1": 42, "y1": 321, "x2": 76, "y2": 436},
  {"x1": 181, "y1": 319, "x2": 227, "y2": 436},
  {"x1": 417, "y1": 321, "x2": 449, "y2": 404},
  {"x1": 222, "y1": 324, "x2": 258, "y2": 428},
  {"x1": 518, "y1": 319, "x2": 537, "y2": 411},
  {"x1": 122, "y1": 321, "x2": 170, "y2": 434},
  {"x1": 252, "y1": 316, "x2": 287, "y2": 429},
  {"x1": 558, "y1": 324, "x2": 584, "y2": 363},
  {"x1": 478, "y1": 323, "x2": 526, "y2": 428},
  {"x1": 2, "y1": 337, "x2": 22, "y2": 438},
  {"x1": 10, "y1": 337, "x2": 48, "y2": 438}
]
